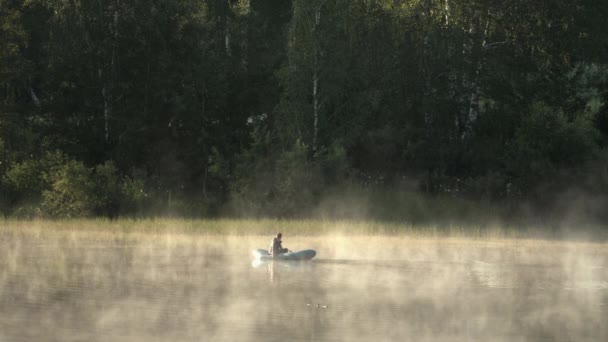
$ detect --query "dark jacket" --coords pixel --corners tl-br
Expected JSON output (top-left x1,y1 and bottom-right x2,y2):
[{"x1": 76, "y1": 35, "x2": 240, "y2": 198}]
[{"x1": 270, "y1": 237, "x2": 286, "y2": 257}]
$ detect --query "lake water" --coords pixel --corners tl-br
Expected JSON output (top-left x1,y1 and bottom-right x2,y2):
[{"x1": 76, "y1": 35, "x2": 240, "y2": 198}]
[{"x1": 1, "y1": 231, "x2": 607, "y2": 341}]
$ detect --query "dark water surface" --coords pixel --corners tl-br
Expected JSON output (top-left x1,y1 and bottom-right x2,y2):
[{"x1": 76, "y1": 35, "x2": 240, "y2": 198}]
[{"x1": 1, "y1": 232, "x2": 607, "y2": 341}]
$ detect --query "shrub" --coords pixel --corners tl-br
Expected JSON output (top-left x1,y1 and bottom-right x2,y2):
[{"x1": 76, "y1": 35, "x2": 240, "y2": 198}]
[
  {"x1": 509, "y1": 102, "x2": 600, "y2": 191},
  {"x1": 3, "y1": 159, "x2": 45, "y2": 199},
  {"x1": 319, "y1": 142, "x2": 350, "y2": 185},
  {"x1": 273, "y1": 139, "x2": 320, "y2": 216},
  {"x1": 120, "y1": 177, "x2": 148, "y2": 215},
  {"x1": 42, "y1": 160, "x2": 95, "y2": 217},
  {"x1": 92, "y1": 161, "x2": 122, "y2": 216},
  {"x1": 231, "y1": 138, "x2": 326, "y2": 217}
]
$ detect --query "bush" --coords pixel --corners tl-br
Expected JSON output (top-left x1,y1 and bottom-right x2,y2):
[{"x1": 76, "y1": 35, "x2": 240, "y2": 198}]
[
  {"x1": 11, "y1": 205, "x2": 42, "y2": 219},
  {"x1": 41, "y1": 159, "x2": 153, "y2": 218},
  {"x1": 41, "y1": 160, "x2": 95, "y2": 217},
  {"x1": 120, "y1": 177, "x2": 148, "y2": 215},
  {"x1": 508, "y1": 102, "x2": 600, "y2": 192},
  {"x1": 92, "y1": 161, "x2": 122, "y2": 216},
  {"x1": 319, "y1": 142, "x2": 350, "y2": 185},
  {"x1": 3, "y1": 159, "x2": 45, "y2": 199},
  {"x1": 273, "y1": 139, "x2": 321, "y2": 216},
  {"x1": 231, "y1": 139, "x2": 327, "y2": 217}
]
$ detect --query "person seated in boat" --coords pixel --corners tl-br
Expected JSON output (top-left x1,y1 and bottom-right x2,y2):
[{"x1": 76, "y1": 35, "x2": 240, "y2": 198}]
[{"x1": 269, "y1": 232, "x2": 289, "y2": 258}]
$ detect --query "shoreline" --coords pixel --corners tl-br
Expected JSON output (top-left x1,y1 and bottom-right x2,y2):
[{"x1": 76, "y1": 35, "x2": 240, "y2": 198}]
[{"x1": 1, "y1": 218, "x2": 606, "y2": 244}]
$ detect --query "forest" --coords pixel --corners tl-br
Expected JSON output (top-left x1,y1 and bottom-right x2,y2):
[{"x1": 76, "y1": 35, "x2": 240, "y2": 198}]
[{"x1": 1, "y1": 0, "x2": 607, "y2": 223}]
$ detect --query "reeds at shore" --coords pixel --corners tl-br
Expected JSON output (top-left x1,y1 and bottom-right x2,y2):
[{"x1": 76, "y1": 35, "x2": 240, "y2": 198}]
[{"x1": 1, "y1": 218, "x2": 606, "y2": 242}]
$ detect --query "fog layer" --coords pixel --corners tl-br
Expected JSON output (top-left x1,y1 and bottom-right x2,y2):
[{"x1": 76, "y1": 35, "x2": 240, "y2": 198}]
[{"x1": 0, "y1": 231, "x2": 606, "y2": 341}]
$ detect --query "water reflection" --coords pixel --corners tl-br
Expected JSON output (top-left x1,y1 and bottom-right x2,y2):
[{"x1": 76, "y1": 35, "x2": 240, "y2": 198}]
[
  {"x1": 0, "y1": 232, "x2": 607, "y2": 341},
  {"x1": 252, "y1": 259, "x2": 316, "y2": 285}
]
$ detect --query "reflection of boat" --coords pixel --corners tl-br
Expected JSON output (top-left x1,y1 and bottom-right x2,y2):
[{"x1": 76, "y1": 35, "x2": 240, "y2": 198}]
[
  {"x1": 251, "y1": 258, "x2": 316, "y2": 270},
  {"x1": 252, "y1": 249, "x2": 316, "y2": 261}
]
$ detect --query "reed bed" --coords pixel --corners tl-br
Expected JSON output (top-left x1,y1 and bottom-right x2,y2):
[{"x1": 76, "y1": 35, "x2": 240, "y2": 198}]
[{"x1": 1, "y1": 218, "x2": 606, "y2": 243}]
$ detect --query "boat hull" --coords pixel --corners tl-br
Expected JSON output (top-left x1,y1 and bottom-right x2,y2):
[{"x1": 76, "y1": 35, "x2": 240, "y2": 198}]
[{"x1": 252, "y1": 249, "x2": 316, "y2": 261}]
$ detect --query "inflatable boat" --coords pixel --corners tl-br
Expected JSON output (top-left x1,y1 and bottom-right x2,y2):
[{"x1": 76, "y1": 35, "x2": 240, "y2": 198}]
[{"x1": 252, "y1": 249, "x2": 316, "y2": 261}]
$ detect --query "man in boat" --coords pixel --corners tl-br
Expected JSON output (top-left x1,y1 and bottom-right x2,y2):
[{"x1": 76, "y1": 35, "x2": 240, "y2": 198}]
[{"x1": 269, "y1": 232, "x2": 289, "y2": 258}]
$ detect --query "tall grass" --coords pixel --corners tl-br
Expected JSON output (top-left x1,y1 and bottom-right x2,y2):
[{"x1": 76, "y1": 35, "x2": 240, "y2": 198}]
[{"x1": 1, "y1": 218, "x2": 605, "y2": 242}]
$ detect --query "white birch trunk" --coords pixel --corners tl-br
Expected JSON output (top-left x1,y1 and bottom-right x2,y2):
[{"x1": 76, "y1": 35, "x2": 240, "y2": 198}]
[
  {"x1": 28, "y1": 87, "x2": 40, "y2": 107},
  {"x1": 241, "y1": 13, "x2": 248, "y2": 69},
  {"x1": 143, "y1": 3, "x2": 154, "y2": 119},
  {"x1": 444, "y1": 0, "x2": 450, "y2": 27},
  {"x1": 459, "y1": 12, "x2": 475, "y2": 139},
  {"x1": 311, "y1": 2, "x2": 323, "y2": 158},
  {"x1": 444, "y1": 0, "x2": 457, "y2": 129},
  {"x1": 225, "y1": 17, "x2": 232, "y2": 57},
  {"x1": 102, "y1": 85, "x2": 111, "y2": 143},
  {"x1": 144, "y1": 59, "x2": 150, "y2": 118},
  {"x1": 102, "y1": 1, "x2": 120, "y2": 144},
  {"x1": 202, "y1": 157, "x2": 209, "y2": 200},
  {"x1": 422, "y1": 0, "x2": 433, "y2": 138},
  {"x1": 466, "y1": 15, "x2": 490, "y2": 133},
  {"x1": 423, "y1": 35, "x2": 432, "y2": 136},
  {"x1": 422, "y1": 0, "x2": 434, "y2": 193},
  {"x1": 312, "y1": 70, "x2": 319, "y2": 158},
  {"x1": 224, "y1": 0, "x2": 232, "y2": 57}
]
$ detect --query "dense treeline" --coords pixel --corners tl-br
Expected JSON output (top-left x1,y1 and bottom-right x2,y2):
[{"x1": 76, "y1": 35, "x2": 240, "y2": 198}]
[{"x1": 1, "y1": 0, "x2": 607, "y2": 222}]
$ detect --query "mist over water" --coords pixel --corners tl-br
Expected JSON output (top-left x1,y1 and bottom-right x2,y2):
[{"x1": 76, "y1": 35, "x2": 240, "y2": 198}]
[{"x1": 1, "y1": 231, "x2": 607, "y2": 341}]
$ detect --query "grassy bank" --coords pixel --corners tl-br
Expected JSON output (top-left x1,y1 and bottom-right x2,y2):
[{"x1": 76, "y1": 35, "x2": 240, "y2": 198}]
[{"x1": 1, "y1": 218, "x2": 606, "y2": 242}]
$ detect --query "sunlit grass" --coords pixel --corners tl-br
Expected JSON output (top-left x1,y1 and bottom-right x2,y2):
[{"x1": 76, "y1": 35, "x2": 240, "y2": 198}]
[{"x1": 1, "y1": 218, "x2": 606, "y2": 242}]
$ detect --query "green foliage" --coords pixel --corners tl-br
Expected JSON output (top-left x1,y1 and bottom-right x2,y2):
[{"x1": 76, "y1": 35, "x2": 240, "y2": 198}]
[
  {"x1": 231, "y1": 135, "x2": 327, "y2": 217},
  {"x1": 508, "y1": 102, "x2": 600, "y2": 192},
  {"x1": 319, "y1": 142, "x2": 350, "y2": 185},
  {"x1": 91, "y1": 161, "x2": 122, "y2": 217},
  {"x1": 2, "y1": 149, "x2": 150, "y2": 218},
  {"x1": 120, "y1": 177, "x2": 148, "y2": 215},
  {"x1": 41, "y1": 159, "x2": 95, "y2": 218},
  {"x1": 3, "y1": 159, "x2": 43, "y2": 198},
  {"x1": 273, "y1": 140, "x2": 320, "y2": 215},
  {"x1": 0, "y1": 1, "x2": 27, "y2": 75},
  {"x1": 2, "y1": 150, "x2": 63, "y2": 198},
  {"x1": 230, "y1": 115, "x2": 275, "y2": 215},
  {"x1": 231, "y1": 134, "x2": 355, "y2": 217},
  {"x1": 40, "y1": 158, "x2": 151, "y2": 218},
  {"x1": 1, "y1": 0, "x2": 608, "y2": 222}
]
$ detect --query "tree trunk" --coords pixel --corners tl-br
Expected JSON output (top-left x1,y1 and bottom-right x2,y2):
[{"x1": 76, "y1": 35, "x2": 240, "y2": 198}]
[
  {"x1": 224, "y1": 0, "x2": 232, "y2": 57},
  {"x1": 225, "y1": 17, "x2": 232, "y2": 56},
  {"x1": 311, "y1": 2, "x2": 324, "y2": 159},
  {"x1": 444, "y1": 0, "x2": 450, "y2": 27},
  {"x1": 28, "y1": 87, "x2": 40, "y2": 107},
  {"x1": 459, "y1": 15, "x2": 473, "y2": 138},
  {"x1": 422, "y1": 1, "x2": 433, "y2": 143},
  {"x1": 102, "y1": 84, "x2": 111, "y2": 143},
  {"x1": 103, "y1": 0, "x2": 120, "y2": 144},
  {"x1": 202, "y1": 157, "x2": 209, "y2": 200},
  {"x1": 466, "y1": 13, "x2": 490, "y2": 134},
  {"x1": 312, "y1": 69, "x2": 319, "y2": 158}
]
